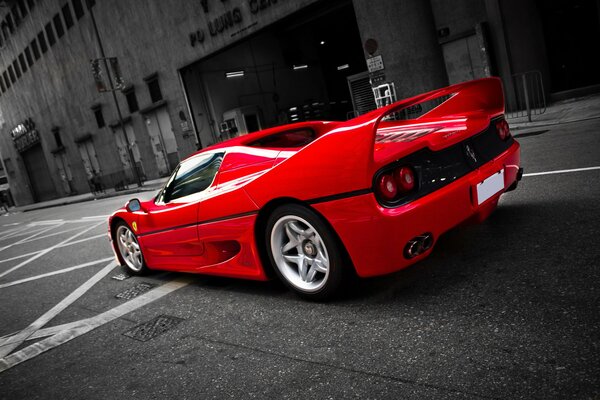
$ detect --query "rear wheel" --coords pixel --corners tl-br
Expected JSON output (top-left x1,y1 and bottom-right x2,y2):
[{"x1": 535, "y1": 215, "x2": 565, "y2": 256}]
[
  {"x1": 115, "y1": 222, "x2": 147, "y2": 274},
  {"x1": 266, "y1": 204, "x2": 344, "y2": 300}
]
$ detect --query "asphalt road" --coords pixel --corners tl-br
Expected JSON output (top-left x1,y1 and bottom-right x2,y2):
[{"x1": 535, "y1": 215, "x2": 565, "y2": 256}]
[{"x1": 0, "y1": 119, "x2": 599, "y2": 399}]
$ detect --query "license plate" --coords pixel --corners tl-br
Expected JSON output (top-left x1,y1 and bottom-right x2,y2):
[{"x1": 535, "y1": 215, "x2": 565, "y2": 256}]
[{"x1": 477, "y1": 169, "x2": 504, "y2": 205}]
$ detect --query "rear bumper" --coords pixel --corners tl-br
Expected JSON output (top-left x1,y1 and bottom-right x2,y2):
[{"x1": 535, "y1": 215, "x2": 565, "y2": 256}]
[{"x1": 313, "y1": 141, "x2": 521, "y2": 278}]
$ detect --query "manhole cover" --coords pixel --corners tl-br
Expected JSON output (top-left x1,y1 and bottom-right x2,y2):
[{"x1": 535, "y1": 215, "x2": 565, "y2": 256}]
[
  {"x1": 115, "y1": 282, "x2": 156, "y2": 300},
  {"x1": 123, "y1": 315, "x2": 184, "y2": 342},
  {"x1": 111, "y1": 272, "x2": 132, "y2": 281}
]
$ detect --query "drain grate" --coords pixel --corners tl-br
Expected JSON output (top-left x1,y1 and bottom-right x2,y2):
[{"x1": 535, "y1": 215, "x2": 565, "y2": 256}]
[
  {"x1": 115, "y1": 282, "x2": 156, "y2": 300},
  {"x1": 123, "y1": 315, "x2": 184, "y2": 342},
  {"x1": 111, "y1": 272, "x2": 132, "y2": 281}
]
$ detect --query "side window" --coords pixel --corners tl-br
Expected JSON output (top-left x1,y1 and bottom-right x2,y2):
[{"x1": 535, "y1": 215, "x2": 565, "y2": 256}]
[{"x1": 158, "y1": 152, "x2": 224, "y2": 203}]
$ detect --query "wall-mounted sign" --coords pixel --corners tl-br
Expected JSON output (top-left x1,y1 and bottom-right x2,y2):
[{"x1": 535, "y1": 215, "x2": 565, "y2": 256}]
[
  {"x1": 189, "y1": 0, "x2": 281, "y2": 47},
  {"x1": 11, "y1": 118, "x2": 40, "y2": 153},
  {"x1": 367, "y1": 55, "x2": 384, "y2": 73}
]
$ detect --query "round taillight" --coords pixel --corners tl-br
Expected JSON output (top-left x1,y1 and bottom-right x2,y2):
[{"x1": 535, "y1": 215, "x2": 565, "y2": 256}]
[
  {"x1": 496, "y1": 119, "x2": 510, "y2": 140},
  {"x1": 394, "y1": 166, "x2": 415, "y2": 192},
  {"x1": 377, "y1": 173, "x2": 397, "y2": 200}
]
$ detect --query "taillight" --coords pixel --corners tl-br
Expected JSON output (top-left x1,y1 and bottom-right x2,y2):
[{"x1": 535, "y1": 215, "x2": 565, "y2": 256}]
[
  {"x1": 378, "y1": 173, "x2": 398, "y2": 200},
  {"x1": 394, "y1": 166, "x2": 415, "y2": 192},
  {"x1": 375, "y1": 165, "x2": 416, "y2": 203},
  {"x1": 496, "y1": 119, "x2": 511, "y2": 140}
]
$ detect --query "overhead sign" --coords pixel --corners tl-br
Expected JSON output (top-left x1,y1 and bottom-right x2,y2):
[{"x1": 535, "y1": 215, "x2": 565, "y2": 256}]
[{"x1": 367, "y1": 55, "x2": 384, "y2": 73}]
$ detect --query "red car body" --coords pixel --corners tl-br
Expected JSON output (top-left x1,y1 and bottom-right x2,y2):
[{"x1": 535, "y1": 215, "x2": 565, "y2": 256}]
[{"x1": 109, "y1": 77, "x2": 521, "y2": 289}]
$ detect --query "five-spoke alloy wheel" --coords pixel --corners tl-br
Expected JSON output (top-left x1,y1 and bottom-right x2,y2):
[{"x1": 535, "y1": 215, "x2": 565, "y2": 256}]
[
  {"x1": 266, "y1": 204, "x2": 344, "y2": 300},
  {"x1": 115, "y1": 222, "x2": 147, "y2": 274}
]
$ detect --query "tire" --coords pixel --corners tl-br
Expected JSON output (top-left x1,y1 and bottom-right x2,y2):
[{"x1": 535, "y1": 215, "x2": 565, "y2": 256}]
[
  {"x1": 114, "y1": 221, "x2": 148, "y2": 275},
  {"x1": 265, "y1": 204, "x2": 344, "y2": 301}
]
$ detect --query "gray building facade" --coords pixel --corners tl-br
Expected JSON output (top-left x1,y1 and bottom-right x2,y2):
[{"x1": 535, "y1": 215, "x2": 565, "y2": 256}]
[{"x1": 0, "y1": 0, "x2": 598, "y2": 206}]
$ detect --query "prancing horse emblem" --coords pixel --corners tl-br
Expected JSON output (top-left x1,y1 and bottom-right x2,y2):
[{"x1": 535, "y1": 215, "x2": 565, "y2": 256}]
[{"x1": 465, "y1": 144, "x2": 478, "y2": 165}]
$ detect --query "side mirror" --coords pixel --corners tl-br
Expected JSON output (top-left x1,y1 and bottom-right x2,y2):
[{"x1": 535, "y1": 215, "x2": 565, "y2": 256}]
[{"x1": 126, "y1": 198, "x2": 144, "y2": 213}]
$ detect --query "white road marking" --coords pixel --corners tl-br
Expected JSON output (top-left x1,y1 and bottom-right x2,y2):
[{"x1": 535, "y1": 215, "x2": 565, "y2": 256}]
[
  {"x1": 0, "y1": 275, "x2": 191, "y2": 372},
  {"x1": 0, "y1": 257, "x2": 114, "y2": 289},
  {"x1": 17, "y1": 225, "x2": 87, "y2": 245},
  {"x1": 81, "y1": 215, "x2": 109, "y2": 220},
  {"x1": 0, "y1": 250, "x2": 41, "y2": 265},
  {"x1": 0, "y1": 223, "x2": 64, "y2": 252},
  {"x1": 28, "y1": 219, "x2": 65, "y2": 226},
  {"x1": 56, "y1": 233, "x2": 107, "y2": 248},
  {"x1": 0, "y1": 260, "x2": 117, "y2": 358},
  {"x1": 0, "y1": 225, "x2": 50, "y2": 242},
  {"x1": 524, "y1": 166, "x2": 600, "y2": 177},
  {"x1": 2, "y1": 223, "x2": 20, "y2": 227},
  {"x1": 0, "y1": 221, "x2": 104, "y2": 279}
]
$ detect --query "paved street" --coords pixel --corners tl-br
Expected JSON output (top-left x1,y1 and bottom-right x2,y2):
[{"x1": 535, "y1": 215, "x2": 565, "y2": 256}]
[{"x1": 0, "y1": 119, "x2": 599, "y2": 399}]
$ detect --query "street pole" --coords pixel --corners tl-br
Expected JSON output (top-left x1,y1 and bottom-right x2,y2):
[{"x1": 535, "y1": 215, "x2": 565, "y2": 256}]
[{"x1": 88, "y1": 6, "x2": 143, "y2": 187}]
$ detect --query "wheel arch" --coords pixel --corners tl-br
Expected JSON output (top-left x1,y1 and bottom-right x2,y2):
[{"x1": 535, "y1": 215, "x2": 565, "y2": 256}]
[{"x1": 253, "y1": 197, "x2": 356, "y2": 278}]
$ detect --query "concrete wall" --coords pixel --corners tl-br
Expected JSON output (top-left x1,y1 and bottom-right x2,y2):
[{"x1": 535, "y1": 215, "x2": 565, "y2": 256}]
[{"x1": 352, "y1": 0, "x2": 448, "y2": 99}]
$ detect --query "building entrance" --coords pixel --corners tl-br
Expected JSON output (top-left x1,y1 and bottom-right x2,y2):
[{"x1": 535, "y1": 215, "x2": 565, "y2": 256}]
[
  {"x1": 22, "y1": 145, "x2": 57, "y2": 202},
  {"x1": 180, "y1": 0, "x2": 366, "y2": 148}
]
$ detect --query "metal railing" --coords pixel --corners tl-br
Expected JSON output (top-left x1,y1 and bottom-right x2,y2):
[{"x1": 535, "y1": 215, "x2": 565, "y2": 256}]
[{"x1": 506, "y1": 71, "x2": 546, "y2": 121}]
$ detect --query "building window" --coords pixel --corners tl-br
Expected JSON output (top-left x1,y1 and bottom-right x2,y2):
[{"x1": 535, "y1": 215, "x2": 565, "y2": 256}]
[
  {"x1": 6, "y1": 14, "x2": 15, "y2": 33},
  {"x1": 144, "y1": 74, "x2": 163, "y2": 103},
  {"x1": 62, "y1": 4, "x2": 74, "y2": 29},
  {"x1": 13, "y1": 60, "x2": 21, "y2": 79},
  {"x1": 19, "y1": 54, "x2": 27, "y2": 73},
  {"x1": 31, "y1": 38, "x2": 40, "y2": 59},
  {"x1": 86, "y1": 0, "x2": 96, "y2": 9},
  {"x1": 53, "y1": 14, "x2": 64, "y2": 39},
  {"x1": 17, "y1": 0, "x2": 28, "y2": 18},
  {"x1": 123, "y1": 86, "x2": 139, "y2": 113},
  {"x1": 0, "y1": 77, "x2": 5, "y2": 93},
  {"x1": 37, "y1": 31, "x2": 48, "y2": 53},
  {"x1": 3, "y1": 71, "x2": 10, "y2": 88},
  {"x1": 92, "y1": 105, "x2": 105, "y2": 128},
  {"x1": 72, "y1": 0, "x2": 84, "y2": 19},
  {"x1": 8, "y1": 66, "x2": 16, "y2": 83},
  {"x1": 45, "y1": 23, "x2": 56, "y2": 47},
  {"x1": 27, "y1": 0, "x2": 34, "y2": 10},
  {"x1": 53, "y1": 128, "x2": 63, "y2": 148},
  {"x1": 11, "y1": 6, "x2": 21, "y2": 27},
  {"x1": 25, "y1": 47, "x2": 33, "y2": 67}
]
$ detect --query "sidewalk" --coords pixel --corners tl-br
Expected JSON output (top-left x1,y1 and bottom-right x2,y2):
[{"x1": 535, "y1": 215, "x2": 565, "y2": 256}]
[
  {"x1": 8, "y1": 177, "x2": 169, "y2": 213},
  {"x1": 509, "y1": 92, "x2": 600, "y2": 130}
]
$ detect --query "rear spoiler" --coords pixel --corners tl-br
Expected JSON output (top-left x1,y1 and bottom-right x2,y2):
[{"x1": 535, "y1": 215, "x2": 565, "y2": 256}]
[{"x1": 365, "y1": 77, "x2": 505, "y2": 127}]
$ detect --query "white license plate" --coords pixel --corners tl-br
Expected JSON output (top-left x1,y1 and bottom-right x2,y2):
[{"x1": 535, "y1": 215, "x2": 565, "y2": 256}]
[{"x1": 477, "y1": 169, "x2": 504, "y2": 205}]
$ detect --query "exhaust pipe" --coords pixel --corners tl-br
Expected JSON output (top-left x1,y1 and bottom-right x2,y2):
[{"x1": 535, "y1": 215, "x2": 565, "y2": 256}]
[{"x1": 404, "y1": 233, "x2": 434, "y2": 259}]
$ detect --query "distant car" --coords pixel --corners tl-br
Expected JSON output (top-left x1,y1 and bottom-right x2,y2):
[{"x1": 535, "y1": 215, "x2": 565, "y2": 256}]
[{"x1": 108, "y1": 77, "x2": 522, "y2": 300}]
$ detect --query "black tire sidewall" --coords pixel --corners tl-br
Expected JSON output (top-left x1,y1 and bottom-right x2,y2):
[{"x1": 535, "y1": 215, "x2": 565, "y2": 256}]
[
  {"x1": 265, "y1": 204, "x2": 343, "y2": 300},
  {"x1": 114, "y1": 221, "x2": 148, "y2": 275}
]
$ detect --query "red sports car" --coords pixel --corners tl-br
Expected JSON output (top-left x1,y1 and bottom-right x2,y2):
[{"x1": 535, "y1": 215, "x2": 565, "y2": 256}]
[{"x1": 108, "y1": 77, "x2": 522, "y2": 300}]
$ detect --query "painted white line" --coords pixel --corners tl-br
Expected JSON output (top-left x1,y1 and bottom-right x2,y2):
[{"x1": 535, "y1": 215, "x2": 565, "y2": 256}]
[
  {"x1": 0, "y1": 260, "x2": 117, "y2": 357},
  {"x1": 0, "y1": 250, "x2": 43, "y2": 265},
  {"x1": 18, "y1": 225, "x2": 88, "y2": 245},
  {"x1": 0, "y1": 221, "x2": 104, "y2": 280},
  {"x1": 2, "y1": 223, "x2": 20, "y2": 227},
  {"x1": 0, "y1": 225, "x2": 48, "y2": 242},
  {"x1": 81, "y1": 215, "x2": 109, "y2": 220},
  {"x1": 56, "y1": 233, "x2": 107, "y2": 248},
  {"x1": 0, "y1": 223, "x2": 64, "y2": 253},
  {"x1": 0, "y1": 275, "x2": 191, "y2": 372},
  {"x1": 28, "y1": 219, "x2": 65, "y2": 226},
  {"x1": 0, "y1": 257, "x2": 114, "y2": 289},
  {"x1": 524, "y1": 166, "x2": 600, "y2": 177}
]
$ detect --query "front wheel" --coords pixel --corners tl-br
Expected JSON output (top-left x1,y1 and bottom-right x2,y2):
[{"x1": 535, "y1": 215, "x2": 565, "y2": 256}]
[
  {"x1": 266, "y1": 204, "x2": 345, "y2": 301},
  {"x1": 115, "y1": 222, "x2": 148, "y2": 274}
]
